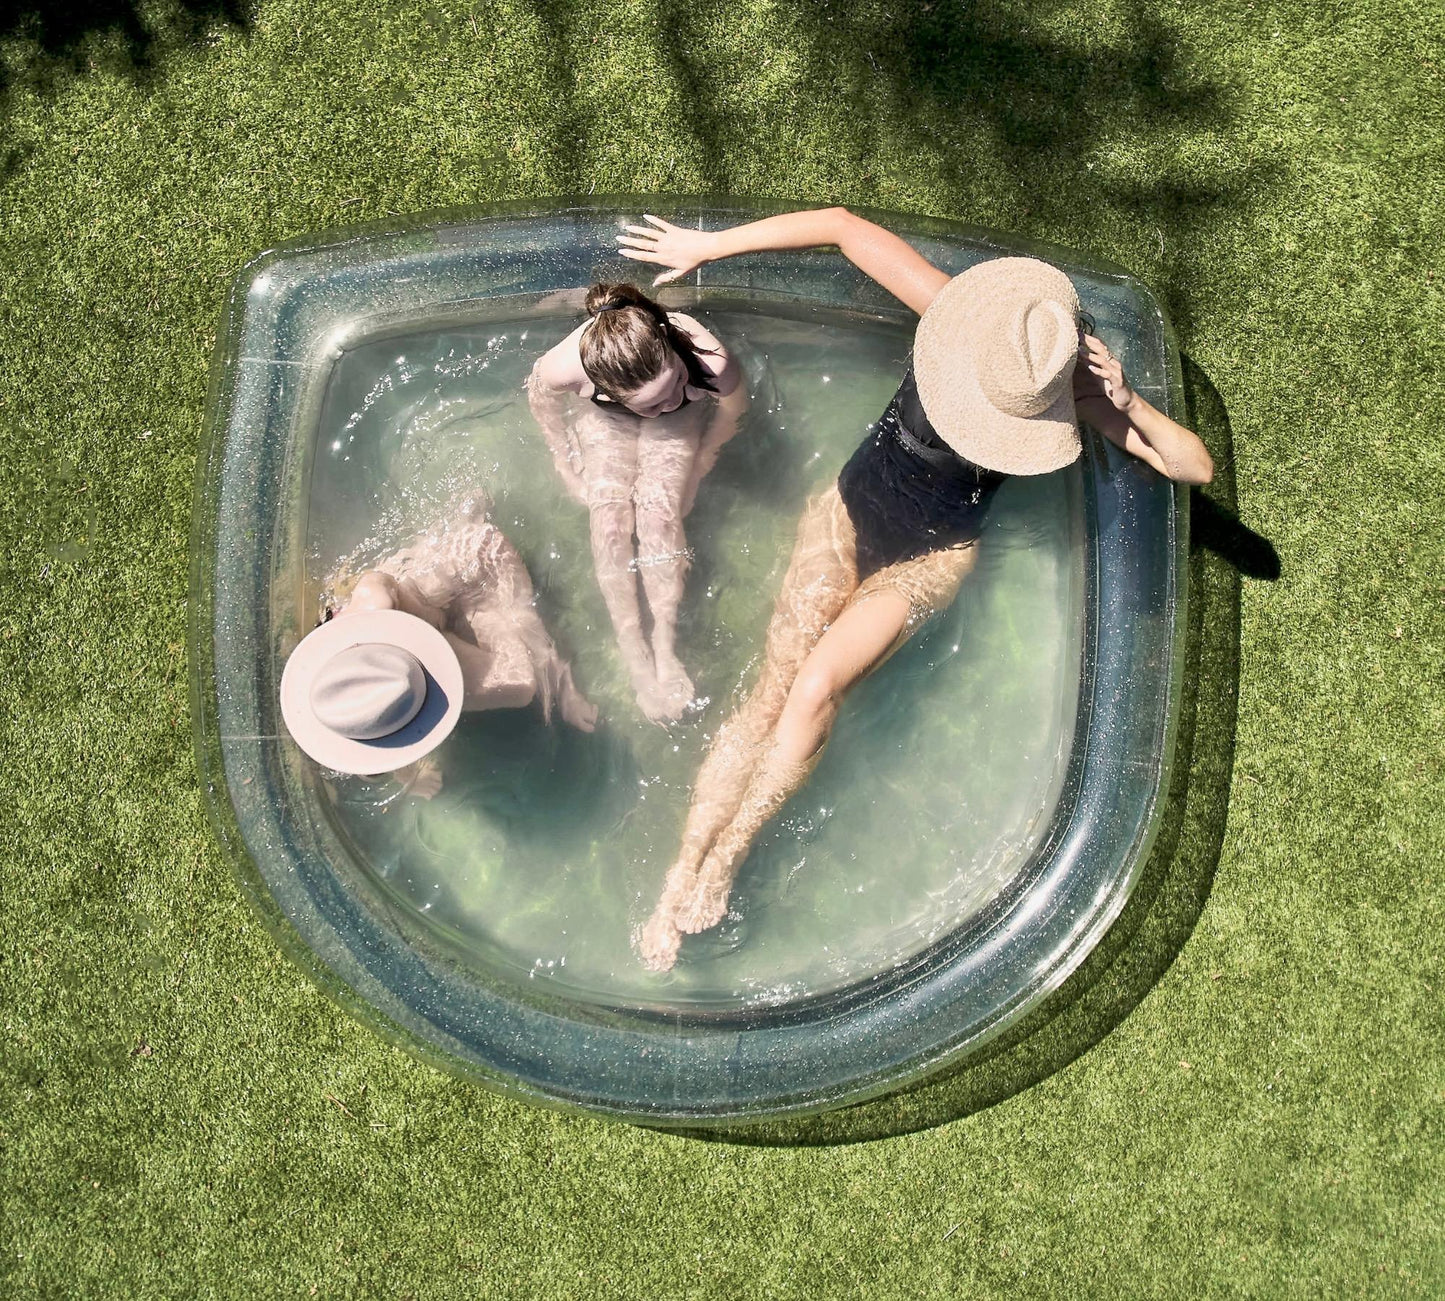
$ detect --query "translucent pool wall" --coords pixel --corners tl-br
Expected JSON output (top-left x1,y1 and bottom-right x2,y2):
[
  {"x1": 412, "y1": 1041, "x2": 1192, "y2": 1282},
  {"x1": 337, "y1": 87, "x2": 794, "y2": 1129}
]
[{"x1": 190, "y1": 197, "x2": 1188, "y2": 1125}]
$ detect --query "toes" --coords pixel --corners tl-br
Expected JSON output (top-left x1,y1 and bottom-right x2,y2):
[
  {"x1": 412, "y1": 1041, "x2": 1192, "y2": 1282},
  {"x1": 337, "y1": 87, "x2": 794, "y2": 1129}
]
[
  {"x1": 675, "y1": 876, "x2": 729, "y2": 934},
  {"x1": 637, "y1": 916, "x2": 682, "y2": 972},
  {"x1": 638, "y1": 687, "x2": 686, "y2": 724},
  {"x1": 660, "y1": 667, "x2": 696, "y2": 710}
]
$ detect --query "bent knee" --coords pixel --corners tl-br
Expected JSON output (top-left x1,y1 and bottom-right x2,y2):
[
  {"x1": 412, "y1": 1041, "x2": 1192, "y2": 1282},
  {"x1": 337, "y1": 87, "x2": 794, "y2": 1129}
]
[
  {"x1": 788, "y1": 663, "x2": 845, "y2": 724},
  {"x1": 347, "y1": 571, "x2": 399, "y2": 612}
]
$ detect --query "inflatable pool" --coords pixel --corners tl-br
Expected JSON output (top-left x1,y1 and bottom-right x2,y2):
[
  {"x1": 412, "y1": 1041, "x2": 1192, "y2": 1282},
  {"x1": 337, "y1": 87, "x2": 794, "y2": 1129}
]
[{"x1": 190, "y1": 198, "x2": 1188, "y2": 1125}]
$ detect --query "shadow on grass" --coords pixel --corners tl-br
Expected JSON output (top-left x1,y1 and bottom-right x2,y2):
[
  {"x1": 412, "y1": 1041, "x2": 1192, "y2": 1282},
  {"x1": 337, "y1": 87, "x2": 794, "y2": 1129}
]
[
  {"x1": 676, "y1": 356, "x2": 1270, "y2": 1145},
  {"x1": 623, "y1": 0, "x2": 1275, "y2": 338},
  {"x1": 0, "y1": 2, "x2": 252, "y2": 192},
  {"x1": 0, "y1": 1, "x2": 249, "y2": 86}
]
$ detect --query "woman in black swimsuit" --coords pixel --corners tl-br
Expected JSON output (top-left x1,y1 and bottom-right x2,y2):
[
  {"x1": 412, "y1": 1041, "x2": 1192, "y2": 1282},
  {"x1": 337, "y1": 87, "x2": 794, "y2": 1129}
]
[{"x1": 619, "y1": 207, "x2": 1215, "y2": 971}]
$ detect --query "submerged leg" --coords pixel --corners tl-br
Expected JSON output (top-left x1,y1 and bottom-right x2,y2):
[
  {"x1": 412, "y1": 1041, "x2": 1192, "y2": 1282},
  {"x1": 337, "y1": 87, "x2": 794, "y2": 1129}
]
[
  {"x1": 575, "y1": 412, "x2": 678, "y2": 722},
  {"x1": 634, "y1": 423, "x2": 703, "y2": 715},
  {"x1": 444, "y1": 628, "x2": 535, "y2": 711},
  {"x1": 451, "y1": 514, "x2": 599, "y2": 731},
  {"x1": 675, "y1": 542, "x2": 981, "y2": 938},
  {"x1": 637, "y1": 487, "x2": 859, "y2": 970},
  {"x1": 461, "y1": 610, "x2": 597, "y2": 732}
]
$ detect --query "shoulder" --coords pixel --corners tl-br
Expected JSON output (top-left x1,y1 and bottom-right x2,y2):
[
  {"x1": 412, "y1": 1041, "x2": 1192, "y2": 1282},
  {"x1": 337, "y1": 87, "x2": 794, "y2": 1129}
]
[
  {"x1": 667, "y1": 310, "x2": 726, "y2": 356},
  {"x1": 668, "y1": 310, "x2": 740, "y2": 393},
  {"x1": 533, "y1": 321, "x2": 593, "y2": 395}
]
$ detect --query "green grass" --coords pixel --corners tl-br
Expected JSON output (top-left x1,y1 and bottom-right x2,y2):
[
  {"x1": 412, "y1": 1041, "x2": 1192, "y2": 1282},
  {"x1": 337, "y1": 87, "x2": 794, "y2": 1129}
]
[{"x1": 2, "y1": 0, "x2": 1442, "y2": 1295}]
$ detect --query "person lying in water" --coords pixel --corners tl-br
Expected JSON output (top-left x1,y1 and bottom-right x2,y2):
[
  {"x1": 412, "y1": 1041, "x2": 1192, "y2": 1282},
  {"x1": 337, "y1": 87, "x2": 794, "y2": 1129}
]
[
  {"x1": 617, "y1": 208, "x2": 1214, "y2": 971},
  {"x1": 283, "y1": 491, "x2": 597, "y2": 798},
  {"x1": 527, "y1": 282, "x2": 749, "y2": 723}
]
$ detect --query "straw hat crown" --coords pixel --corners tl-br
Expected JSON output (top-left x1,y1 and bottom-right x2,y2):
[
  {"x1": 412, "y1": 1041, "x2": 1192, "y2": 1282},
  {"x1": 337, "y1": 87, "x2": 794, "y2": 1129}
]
[
  {"x1": 913, "y1": 256, "x2": 1084, "y2": 476},
  {"x1": 975, "y1": 297, "x2": 1078, "y2": 418}
]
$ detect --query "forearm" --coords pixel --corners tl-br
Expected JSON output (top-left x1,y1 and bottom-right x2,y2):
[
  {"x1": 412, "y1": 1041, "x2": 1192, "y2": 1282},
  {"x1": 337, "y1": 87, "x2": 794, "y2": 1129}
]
[
  {"x1": 708, "y1": 208, "x2": 946, "y2": 314},
  {"x1": 1120, "y1": 393, "x2": 1214, "y2": 484},
  {"x1": 526, "y1": 366, "x2": 588, "y2": 493},
  {"x1": 708, "y1": 207, "x2": 853, "y2": 259}
]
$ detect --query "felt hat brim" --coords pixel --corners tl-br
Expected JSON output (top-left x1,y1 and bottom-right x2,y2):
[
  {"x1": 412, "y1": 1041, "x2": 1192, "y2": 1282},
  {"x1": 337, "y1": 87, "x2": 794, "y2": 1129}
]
[{"x1": 279, "y1": 608, "x2": 464, "y2": 776}]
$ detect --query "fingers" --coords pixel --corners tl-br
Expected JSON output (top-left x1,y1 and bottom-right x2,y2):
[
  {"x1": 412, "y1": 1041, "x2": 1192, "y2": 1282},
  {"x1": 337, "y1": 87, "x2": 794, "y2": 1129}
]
[
  {"x1": 652, "y1": 270, "x2": 683, "y2": 287},
  {"x1": 644, "y1": 213, "x2": 674, "y2": 230}
]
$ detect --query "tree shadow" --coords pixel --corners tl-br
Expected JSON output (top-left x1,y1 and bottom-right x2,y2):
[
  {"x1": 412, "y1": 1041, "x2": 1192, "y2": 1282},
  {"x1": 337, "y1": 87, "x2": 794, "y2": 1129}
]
[
  {"x1": 0, "y1": 1, "x2": 249, "y2": 86},
  {"x1": 0, "y1": 0, "x2": 250, "y2": 176},
  {"x1": 629, "y1": 0, "x2": 1275, "y2": 337},
  {"x1": 670, "y1": 355, "x2": 1264, "y2": 1145}
]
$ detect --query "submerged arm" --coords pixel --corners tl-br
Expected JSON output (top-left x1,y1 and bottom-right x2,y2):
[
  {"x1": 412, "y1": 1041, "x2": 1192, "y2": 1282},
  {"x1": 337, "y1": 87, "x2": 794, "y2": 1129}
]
[
  {"x1": 683, "y1": 381, "x2": 751, "y2": 514},
  {"x1": 526, "y1": 360, "x2": 589, "y2": 499},
  {"x1": 619, "y1": 208, "x2": 950, "y2": 317}
]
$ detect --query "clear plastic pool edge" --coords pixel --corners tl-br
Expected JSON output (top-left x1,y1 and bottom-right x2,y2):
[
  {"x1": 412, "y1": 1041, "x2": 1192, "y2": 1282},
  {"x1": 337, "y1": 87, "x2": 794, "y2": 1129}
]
[{"x1": 189, "y1": 196, "x2": 1189, "y2": 1126}]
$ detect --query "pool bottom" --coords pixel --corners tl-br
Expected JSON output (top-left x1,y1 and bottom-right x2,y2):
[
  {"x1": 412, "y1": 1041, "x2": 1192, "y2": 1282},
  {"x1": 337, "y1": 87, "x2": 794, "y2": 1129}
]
[{"x1": 301, "y1": 306, "x2": 1083, "y2": 1010}]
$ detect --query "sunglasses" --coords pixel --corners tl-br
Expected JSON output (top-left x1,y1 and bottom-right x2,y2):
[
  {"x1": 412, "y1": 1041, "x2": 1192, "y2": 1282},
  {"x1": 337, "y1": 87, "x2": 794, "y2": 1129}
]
[{"x1": 1077, "y1": 311, "x2": 1097, "y2": 336}]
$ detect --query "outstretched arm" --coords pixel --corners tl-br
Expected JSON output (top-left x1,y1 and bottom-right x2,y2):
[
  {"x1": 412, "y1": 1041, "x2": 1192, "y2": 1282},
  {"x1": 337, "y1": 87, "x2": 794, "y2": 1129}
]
[
  {"x1": 618, "y1": 208, "x2": 950, "y2": 317},
  {"x1": 1074, "y1": 334, "x2": 1214, "y2": 484}
]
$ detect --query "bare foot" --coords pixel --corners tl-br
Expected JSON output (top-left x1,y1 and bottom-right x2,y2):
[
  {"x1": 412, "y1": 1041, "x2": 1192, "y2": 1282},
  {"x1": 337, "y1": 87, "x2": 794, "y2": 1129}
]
[
  {"x1": 654, "y1": 652, "x2": 696, "y2": 716},
  {"x1": 675, "y1": 856, "x2": 733, "y2": 933},
  {"x1": 556, "y1": 664, "x2": 599, "y2": 732},
  {"x1": 634, "y1": 671, "x2": 688, "y2": 724},
  {"x1": 637, "y1": 911, "x2": 683, "y2": 972}
]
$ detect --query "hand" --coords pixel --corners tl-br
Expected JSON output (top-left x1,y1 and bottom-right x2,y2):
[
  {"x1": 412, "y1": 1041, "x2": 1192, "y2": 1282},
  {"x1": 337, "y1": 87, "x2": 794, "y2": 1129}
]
[
  {"x1": 1078, "y1": 333, "x2": 1135, "y2": 412},
  {"x1": 616, "y1": 215, "x2": 717, "y2": 286}
]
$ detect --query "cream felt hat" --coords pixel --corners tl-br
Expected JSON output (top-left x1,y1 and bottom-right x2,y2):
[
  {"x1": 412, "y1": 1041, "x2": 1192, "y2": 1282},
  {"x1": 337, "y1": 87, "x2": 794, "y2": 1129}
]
[
  {"x1": 913, "y1": 256, "x2": 1083, "y2": 475},
  {"x1": 279, "y1": 608, "x2": 464, "y2": 776}
]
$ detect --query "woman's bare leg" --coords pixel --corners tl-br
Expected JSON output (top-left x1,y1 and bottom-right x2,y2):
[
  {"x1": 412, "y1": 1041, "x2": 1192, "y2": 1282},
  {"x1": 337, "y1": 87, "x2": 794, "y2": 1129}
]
[
  {"x1": 461, "y1": 606, "x2": 598, "y2": 732},
  {"x1": 634, "y1": 419, "x2": 705, "y2": 714},
  {"x1": 673, "y1": 543, "x2": 981, "y2": 945},
  {"x1": 443, "y1": 628, "x2": 535, "y2": 711},
  {"x1": 452, "y1": 520, "x2": 598, "y2": 732},
  {"x1": 637, "y1": 486, "x2": 859, "y2": 970},
  {"x1": 574, "y1": 410, "x2": 677, "y2": 721}
]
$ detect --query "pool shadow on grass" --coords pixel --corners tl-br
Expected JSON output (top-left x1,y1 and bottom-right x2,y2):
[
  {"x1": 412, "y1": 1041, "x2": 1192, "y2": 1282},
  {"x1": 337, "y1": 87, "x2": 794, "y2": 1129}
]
[{"x1": 678, "y1": 356, "x2": 1274, "y2": 1146}]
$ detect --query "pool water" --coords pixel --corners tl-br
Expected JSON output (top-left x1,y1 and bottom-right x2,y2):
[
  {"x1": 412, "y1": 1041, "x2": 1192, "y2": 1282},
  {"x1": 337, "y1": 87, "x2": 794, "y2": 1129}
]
[{"x1": 303, "y1": 305, "x2": 1082, "y2": 1007}]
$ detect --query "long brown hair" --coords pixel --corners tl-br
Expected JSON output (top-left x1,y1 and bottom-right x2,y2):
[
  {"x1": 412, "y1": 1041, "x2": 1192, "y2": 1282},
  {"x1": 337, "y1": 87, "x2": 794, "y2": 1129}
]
[{"x1": 578, "y1": 282, "x2": 720, "y2": 407}]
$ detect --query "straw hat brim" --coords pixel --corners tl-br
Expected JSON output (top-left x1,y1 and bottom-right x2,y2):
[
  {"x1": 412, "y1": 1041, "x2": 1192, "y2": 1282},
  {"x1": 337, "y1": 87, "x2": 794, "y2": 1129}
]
[
  {"x1": 279, "y1": 608, "x2": 464, "y2": 776},
  {"x1": 913, "y1": 257, "x2": 1083, "y2": 476}
]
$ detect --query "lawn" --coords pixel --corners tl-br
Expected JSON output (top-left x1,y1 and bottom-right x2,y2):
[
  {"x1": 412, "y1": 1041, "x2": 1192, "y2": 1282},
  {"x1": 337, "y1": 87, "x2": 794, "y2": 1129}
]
[{"x1": 1, "y1": 1, "x2": 1441, "y2": 1295}]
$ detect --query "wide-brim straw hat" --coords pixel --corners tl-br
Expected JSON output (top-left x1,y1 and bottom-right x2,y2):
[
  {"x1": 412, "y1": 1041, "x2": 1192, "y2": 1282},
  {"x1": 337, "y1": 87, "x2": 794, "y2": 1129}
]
[
  {"x1": 279, "y1": 608, "x2": 464, "y2": 776},
  {"x1": 913, "y1": 256, "x2": 1083, "y2": 475}
]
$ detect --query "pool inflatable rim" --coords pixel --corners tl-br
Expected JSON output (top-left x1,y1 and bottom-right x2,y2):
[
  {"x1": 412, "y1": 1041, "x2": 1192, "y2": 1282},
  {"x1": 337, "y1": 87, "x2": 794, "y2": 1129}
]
[{"x1": 190, "y1": 195, "x2": 1188, "y2": 1126}]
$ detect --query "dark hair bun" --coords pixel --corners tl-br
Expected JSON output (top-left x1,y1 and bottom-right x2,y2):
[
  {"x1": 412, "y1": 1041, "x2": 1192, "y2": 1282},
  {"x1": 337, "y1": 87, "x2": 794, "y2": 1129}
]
[{"x1": 584, "y1": 281, "x2": 665, "y2": 321}]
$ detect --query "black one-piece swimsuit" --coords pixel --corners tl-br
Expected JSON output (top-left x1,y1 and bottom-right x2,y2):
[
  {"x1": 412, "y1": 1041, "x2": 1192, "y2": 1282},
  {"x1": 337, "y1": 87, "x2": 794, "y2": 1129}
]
[{"x1": 837, "y1": 364, "x2": 1008, "y2": 581}]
